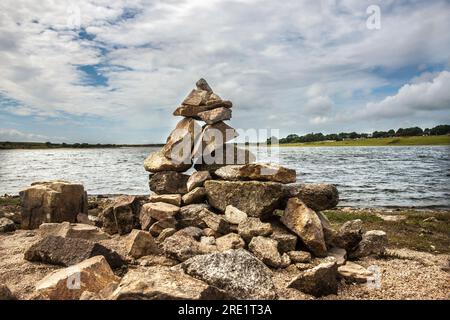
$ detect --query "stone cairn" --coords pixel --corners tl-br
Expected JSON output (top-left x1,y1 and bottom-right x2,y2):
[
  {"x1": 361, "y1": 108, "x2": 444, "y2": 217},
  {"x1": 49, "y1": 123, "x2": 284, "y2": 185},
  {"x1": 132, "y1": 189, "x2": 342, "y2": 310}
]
[
  {"x1": 130, "y1": 79, "x2": 386, "y2": 297},
  {"x1": 10, "y1": 79, "x2": 388, "y2": 300}
]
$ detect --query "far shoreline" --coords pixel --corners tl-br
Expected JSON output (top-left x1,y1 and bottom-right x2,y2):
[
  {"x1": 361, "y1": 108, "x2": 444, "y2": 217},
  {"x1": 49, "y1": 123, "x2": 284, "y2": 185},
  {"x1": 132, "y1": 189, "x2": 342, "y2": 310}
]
[
  {"x1": 276, "y1": 135, "x2": 450, "y2": 147},
  {"x1": 1, "y1": 135, "x2": 449, "y2": 149},
  {"x1": 0, "y1": 142, "x2": 165, "y2": 150}
]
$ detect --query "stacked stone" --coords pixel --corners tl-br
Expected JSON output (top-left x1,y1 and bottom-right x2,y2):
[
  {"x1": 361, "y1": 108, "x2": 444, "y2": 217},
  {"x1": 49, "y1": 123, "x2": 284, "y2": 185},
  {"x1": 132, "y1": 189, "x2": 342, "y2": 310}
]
[
  {"x1": 143, "y1": 78, "x2": 253, "y2": 195},
  {"x1": 134, "y1": 79, "x2": 388, "y2": 298}
]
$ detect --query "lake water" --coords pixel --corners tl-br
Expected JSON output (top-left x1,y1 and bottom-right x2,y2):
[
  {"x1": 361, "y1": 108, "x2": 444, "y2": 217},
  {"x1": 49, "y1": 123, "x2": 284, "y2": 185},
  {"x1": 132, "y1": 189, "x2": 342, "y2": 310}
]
[{"x1": 0, "y1": 146, "x2": 449, "y2": 208}]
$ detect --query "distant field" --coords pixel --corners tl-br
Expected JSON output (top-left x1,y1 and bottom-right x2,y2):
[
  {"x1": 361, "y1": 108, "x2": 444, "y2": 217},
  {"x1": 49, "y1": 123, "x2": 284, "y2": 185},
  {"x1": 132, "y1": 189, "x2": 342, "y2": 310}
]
[{"x1": 279, "y1": 135, "x2": 450, "y2": 147}]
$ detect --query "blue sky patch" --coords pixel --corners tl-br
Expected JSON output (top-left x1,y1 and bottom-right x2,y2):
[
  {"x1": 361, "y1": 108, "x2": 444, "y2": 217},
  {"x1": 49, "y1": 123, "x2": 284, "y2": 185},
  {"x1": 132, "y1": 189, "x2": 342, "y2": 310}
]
[{"x1": 76, "y1": 64, "x2": 108, "y2": 87}]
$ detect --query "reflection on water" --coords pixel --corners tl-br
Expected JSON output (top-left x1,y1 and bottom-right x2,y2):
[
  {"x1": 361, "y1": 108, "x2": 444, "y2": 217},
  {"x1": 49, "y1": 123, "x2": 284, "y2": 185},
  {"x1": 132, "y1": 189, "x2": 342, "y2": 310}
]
[{"x1": 0, "y1": 146, "x2": 449, "y2": 208}]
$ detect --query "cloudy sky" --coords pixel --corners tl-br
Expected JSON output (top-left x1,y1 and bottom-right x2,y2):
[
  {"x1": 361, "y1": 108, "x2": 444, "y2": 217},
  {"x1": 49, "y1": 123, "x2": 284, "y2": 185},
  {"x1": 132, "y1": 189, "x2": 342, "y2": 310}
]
[{"x1": 1, "y1": 0, "x2": 449, "y2": 143}]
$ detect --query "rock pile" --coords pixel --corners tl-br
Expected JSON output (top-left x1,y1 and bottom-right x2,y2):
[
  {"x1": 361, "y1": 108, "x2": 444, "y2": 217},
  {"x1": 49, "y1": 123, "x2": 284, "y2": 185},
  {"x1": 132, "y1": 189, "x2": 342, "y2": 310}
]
[
  {"x1": 19, "y1": 181, "x2": 88, "y2": 229},
  {"x1": 5, "y1": 79, "x2": 389, "y2": 300},
  {"x1": 126, "y1": 79, "x2": 385, "y2": 297},
  {"x1": 143, "y1": 78, "x2": 254, "y2": 195}
]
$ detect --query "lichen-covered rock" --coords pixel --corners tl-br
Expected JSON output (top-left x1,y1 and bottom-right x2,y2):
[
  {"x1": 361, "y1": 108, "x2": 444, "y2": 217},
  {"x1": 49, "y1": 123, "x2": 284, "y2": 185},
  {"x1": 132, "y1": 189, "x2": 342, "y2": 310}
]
[
  {"x1": 205, "y1": 180, "x2": 285, "y2": 218},
  {"x1": 200, "y1": 236, "x2": 216, "y2": 246},
  {"x1": 176, "y1": 204, "x2": 210, "y2": 228},
  {"x1": 149, "y1": 194, "x2": 182, "y2": 207},
  {"x1": 148, "y1": 218, "x2": 177, "y2": 237},
  {"x1": 156, "y1": 228, "x2": 177, "y2": 242},
  {"x1": 248, "y1": 236, "x2": 287, "y2": 268},
  {"x1": 144, "y1": 150, "x2": 192, "y2": 173},
  {"x1": 126, "y1": 229, "x2": 161, "y2": 258},
  {"x1": 333, "y1": 219, "x2": 363, "y2": 251},
  {"x1": 182, "y1": 187, "x2": 206, "y2": 205},
  {"x1": 202, "y1": 227, "x2": 218, "y2": 238},
  {"x1": 99, "y1": 195, "x2": 140, "y2": 235},
  {"x1": 287, "y1": 251, "x2": 312, "y2": 263},
  {"x1": 161, "y1": 230, "x2": 216, "y2": 262},
  {"x1": 110, "y1": 266, "x2": 227, "y2": 300},
  {"x1": 19, "y1": 181, "x2": 88, "y2": 229},
  {"x1": 215, "y1": 233, "x2": 245, "y2": 251},
  {"x1": 181, "y1": 249, "x2": 277, "y2": 300},
  {"x1": 338, "y1": 261, "x2": 373, "y2": 283},
  {"x1": 237, "y1": 217, "x2": 273, "y2": 243},
  {"x1": 215, "y1": 163, "x2": 296, "y2": 184},
  {"x1": 149, "y1": 171, "x2": 189, "y2": 195},
  {"x1": 34, "y1": 256, "x2": 119, "y2": 300},
  {"x1": 200, "y1": 209, "x2": 230, "y2": 234},
  {"x1": 288, "y1": 260, "x2": 338, "y2": 297},
  {"x1": 206, "y1": 98, "x2": 232, "y2": 107},
  {"x1": 182, "y1": 89, "x2": 210, "y2": 106},
  {"x1": 270, "y1": 222, "x2": 298, "y2": 253},
  {"x1": 139, "y1": 202, "x2": 179, "y2": 230},
  {"x1": 197, "y1": 107, "x2": 232, "y2": 125},
  {"x1": 137, "y1": 254, "x2": 179, "y2": 267},
  {"x1": 349, "y1": 230, "x2": 388, "y2": 259},
  {"x1": 280, "y1": 253, "x2": 292, "y2": 268},
  {"x1": 175, "y1": 226, "x2": 204, "y2": 240},
  {"x1": 173, "y1": 104, "x2": 218, "y2": 118},
  {"x1": 293, "y1": 262, "x2": 316, "y2": 272},
  {"x1": 281, "y1": 198, "x2": 327, "y2": 257},
  {"x1": 38, "y1": 222, "x2": 109, "y2": 241},
  {"x1": 286, "y1": 183, "x2": 339, "y2": 211},
  {"x1": 0, "y1": 217, "x2": 16, "y2": 233},
  {"x1": 186, "y1": 171, "x2": 212, "y2": 192},
  {"x1": 224, "y1": 205, "x2": 248, "y2": 225},
  {"x1": 24, "y1": 235, "x2": 125, "y2": 268}
]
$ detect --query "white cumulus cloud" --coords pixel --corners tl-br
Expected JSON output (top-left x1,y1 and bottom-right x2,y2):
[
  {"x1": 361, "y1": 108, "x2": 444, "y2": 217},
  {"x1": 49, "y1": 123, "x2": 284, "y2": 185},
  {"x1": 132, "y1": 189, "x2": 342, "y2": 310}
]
[
  {"x1": 363, "y1": 71, "x2": 450, "y2": 119},
  {"x1": 0, "y1": 0, "x2": 449, "y2": 141}
]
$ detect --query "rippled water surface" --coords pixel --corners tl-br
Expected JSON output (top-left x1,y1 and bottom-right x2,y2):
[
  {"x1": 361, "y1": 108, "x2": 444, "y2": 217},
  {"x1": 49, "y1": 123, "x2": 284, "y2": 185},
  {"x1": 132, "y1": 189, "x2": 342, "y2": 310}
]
[{"x1": 0, "y1": 146, "x2": 449, "y2": 208}]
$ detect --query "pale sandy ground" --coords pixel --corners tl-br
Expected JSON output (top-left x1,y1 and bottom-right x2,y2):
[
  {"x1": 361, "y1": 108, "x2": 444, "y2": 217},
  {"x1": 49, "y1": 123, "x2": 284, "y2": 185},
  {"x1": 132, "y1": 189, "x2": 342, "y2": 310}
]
[
  {"x1": 0, "y1": 231, "x2": 59, "y2": 299},
  {"x1": 273, "y1": 249, "x2": 450, "y2": 300},
  {"x1": 0, "y1": 230, "x2": 129, "y2": 300},
  {"x1": 1, "y1": 230, "x2": 449, "y2": 300}
]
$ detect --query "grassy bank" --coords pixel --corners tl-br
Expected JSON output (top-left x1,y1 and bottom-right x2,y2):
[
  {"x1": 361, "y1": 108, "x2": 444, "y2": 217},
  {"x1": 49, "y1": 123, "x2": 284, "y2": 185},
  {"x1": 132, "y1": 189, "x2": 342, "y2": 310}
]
[
  {"x1": 279, "y1": 135, "x2": 450, "y2": 147},
  {"x1": 323, "y1": 209, "x2": 450, "y2": 254},
  {"x1": 0, "y1": 197, "x2": 20, "y2": 206}
]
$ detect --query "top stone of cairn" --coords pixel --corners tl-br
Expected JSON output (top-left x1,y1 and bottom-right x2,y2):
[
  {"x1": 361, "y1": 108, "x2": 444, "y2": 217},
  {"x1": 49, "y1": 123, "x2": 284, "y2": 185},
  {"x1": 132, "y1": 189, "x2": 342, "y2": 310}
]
[
  {"x1": 173, "y1": 79, "x2": 232, "y2": 117},
  {"x1": 196, "y1": 78, "x2": 213, "y2": 92},
  {"x1": 145, "y1": 78, "x2": 238, "y2": 174}
]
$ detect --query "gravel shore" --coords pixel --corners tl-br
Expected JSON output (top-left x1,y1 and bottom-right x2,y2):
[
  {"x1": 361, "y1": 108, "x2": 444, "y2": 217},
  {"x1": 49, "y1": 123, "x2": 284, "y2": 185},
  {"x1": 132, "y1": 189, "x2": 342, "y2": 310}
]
[
  {"x1": 1, "y1": 196, "x2": 448, "y2": 300},
  {"x1": 1, "y1": 230, "x2": 448, "y2": 300}
]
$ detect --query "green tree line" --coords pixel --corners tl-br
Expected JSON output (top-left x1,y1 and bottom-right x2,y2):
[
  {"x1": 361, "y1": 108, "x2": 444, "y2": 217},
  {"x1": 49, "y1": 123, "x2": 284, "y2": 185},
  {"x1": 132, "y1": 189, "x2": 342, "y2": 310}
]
[{"x1": 270, "y1": 124, "x2": 450, "y2": 144}]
